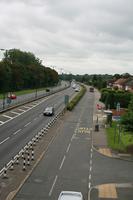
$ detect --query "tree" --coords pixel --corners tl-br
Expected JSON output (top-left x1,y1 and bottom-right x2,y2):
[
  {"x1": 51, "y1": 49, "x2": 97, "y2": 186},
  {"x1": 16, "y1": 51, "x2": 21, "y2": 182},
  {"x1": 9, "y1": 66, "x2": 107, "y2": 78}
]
[{"x1": 121, "y1": 96, "x2": 133, "y2": 132}]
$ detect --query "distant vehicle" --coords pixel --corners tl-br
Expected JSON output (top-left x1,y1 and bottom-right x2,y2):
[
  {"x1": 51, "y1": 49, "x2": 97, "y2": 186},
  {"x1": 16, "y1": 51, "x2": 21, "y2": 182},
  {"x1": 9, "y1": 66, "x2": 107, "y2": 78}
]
[
  {"x1": 58, "y1": 191, "x2": 83, "y2": 200},
  {"x1": 43, "y1": 107, "x2": 54, "y2": 116},
  {"x1": 46, "y1": 88, "x2": 50, "y2": 92},
  {"x1": 89, "y1": 87, "x2": 94, "y2": 92},
  {"x1": 9, "y1": 94, "x2": 17, "y2": 99},
  {"x1": 75, "y1": 87, "x2": 80, "y2": 92}
]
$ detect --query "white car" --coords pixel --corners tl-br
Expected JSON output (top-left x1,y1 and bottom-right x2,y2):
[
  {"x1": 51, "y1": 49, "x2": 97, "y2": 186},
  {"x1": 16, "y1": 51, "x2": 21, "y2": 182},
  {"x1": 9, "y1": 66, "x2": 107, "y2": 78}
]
[
  {"x1": 58, "y1": 191, "x2": 83, "y2": 200},
  {"x1": 43, "y1": 107, "x2": 54, "y2": 116}
]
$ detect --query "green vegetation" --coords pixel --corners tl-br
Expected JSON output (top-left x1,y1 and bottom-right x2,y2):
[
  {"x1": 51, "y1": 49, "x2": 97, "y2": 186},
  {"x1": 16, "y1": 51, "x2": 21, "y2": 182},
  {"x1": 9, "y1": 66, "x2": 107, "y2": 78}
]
[
  {"x1": 67, "y1": 85, "x2": 86, "y2": 111},
  {"x1": 0, "y1": 49, "x2": 59, "y2": 93},
  {"x1": 100, "y1": 88, "x2": 132, "y2": 109},
  {"x1": 106, "y1": 122, "x2": 133, "y2": 153},
  {"x1": 121, "y1": 96, "x2": 133, "y2": 132}
]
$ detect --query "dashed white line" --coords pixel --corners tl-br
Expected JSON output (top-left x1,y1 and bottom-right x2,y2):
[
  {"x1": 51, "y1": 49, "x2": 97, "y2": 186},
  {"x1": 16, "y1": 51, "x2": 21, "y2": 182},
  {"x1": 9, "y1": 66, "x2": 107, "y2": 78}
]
[
  {"x1": 90, "y1": 166, "x2": 92, "y2": 172},
  {"x1": 3, "y1": 114, "x2": 12, "y2": 119},
  {"x1": 91, "y1": 148, "x2": 93, "y2": 152},
  {"x1": 13, "y1": 129, "x2": 21, "y2": 135},
  {"x1": 66, "y1": 143, "x2": 71, "y2": 153},
  {"x1": 22, "y1": 106, "x2": 31, "y2": 109},
  {"x1": 88, "y1": 182, "x2": 91, "y2": 189},
  {"x1": 89, "y1": 174, "x2": 91, "y2": 180},
  {"x1": 24, "y1": 122, "x2": 31, "y2": 127},
  {"x1": 10, "y1": 111, "x2": 20, "y2": 115},
  {"x1": 90, "y1": 160, "x2": 92, "y2": 165},
  {"x1": 49, "y1": 175, "x2": 58, "y2": 196},
  {"x1": 18, "y1": 108, "x2": 26, "y2": 112},
  {"x1": 59, "y1": 155, "x2": 66, "y2": 170},
  {"x1": 0, "y1": 137, "x2": 10, "y2": 145}
]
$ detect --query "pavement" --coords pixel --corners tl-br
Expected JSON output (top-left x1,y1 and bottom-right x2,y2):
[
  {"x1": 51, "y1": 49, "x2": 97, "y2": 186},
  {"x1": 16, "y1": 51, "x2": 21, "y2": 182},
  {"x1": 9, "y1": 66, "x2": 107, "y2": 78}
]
[{"x1": 92, "y1": 90, "x2": 133, "y2": 162}]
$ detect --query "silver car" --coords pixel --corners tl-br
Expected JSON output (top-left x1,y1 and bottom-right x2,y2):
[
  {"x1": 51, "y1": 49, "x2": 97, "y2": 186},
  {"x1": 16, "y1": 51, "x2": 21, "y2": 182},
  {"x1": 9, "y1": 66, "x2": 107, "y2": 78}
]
[
  {"x1": 58, "y1": 191, "x2": 83, "y2": 200},
  {"x1": 43, "y1": 107, "x2": 54, "y2": 116}
]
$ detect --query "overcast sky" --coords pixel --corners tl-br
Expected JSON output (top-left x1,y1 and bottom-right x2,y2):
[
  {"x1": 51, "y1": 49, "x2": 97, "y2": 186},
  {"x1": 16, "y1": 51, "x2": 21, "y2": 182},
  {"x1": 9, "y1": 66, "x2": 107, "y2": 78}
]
[{"x1": 0, "y1": 0, "x2": 133, "y2": 75}]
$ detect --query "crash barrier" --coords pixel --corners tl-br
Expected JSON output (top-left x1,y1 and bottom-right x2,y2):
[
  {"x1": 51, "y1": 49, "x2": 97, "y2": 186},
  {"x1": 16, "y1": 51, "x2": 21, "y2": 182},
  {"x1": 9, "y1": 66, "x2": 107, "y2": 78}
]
[
  {"x1": 0, "y1": 83, "x2": 70, "y2": 113},
  {"x1": 0, "y1": 107, "x2": 66, "y2": 178}
]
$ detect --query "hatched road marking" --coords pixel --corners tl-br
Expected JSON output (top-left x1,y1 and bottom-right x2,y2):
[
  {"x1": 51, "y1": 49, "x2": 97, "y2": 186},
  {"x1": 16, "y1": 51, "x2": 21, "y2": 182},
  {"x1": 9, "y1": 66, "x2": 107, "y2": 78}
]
[
  {"x1": 99, "y1": 148, "x2": 112, "y2": 157},
  {"x1": 98, "y1": 184, "x2": 117, "y2": 198},
  {"x1": 75, "y1": 127, "x2": 91, "y2": 134}
]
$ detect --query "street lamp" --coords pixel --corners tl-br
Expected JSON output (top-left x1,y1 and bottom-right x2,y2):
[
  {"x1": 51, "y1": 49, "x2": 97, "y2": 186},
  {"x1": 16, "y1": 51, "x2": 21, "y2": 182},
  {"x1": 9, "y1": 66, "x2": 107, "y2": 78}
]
[{"x1": 0, "y1": 48, "x2": 7, "y2": 109}]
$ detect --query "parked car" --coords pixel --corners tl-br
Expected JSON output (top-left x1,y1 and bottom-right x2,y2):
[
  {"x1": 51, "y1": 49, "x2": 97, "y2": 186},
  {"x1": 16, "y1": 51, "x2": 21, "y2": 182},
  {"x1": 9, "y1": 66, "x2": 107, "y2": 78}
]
[
  {"x1": 9, "y1": 94, "x2": 17, "y2": 99},
  {"x1": 58, "y1": 191, "x2": 83, "y2": 200},
  {"x1": 43, "y1": 107, "x2": 54, "y2": 116}
]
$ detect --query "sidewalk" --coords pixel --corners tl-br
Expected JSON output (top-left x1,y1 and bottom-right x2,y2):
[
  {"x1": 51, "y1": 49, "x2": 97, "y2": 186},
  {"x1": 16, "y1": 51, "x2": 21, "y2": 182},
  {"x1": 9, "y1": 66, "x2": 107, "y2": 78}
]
[{"x1": 92, "y1": 90, "x2": 133, "y2": 162}]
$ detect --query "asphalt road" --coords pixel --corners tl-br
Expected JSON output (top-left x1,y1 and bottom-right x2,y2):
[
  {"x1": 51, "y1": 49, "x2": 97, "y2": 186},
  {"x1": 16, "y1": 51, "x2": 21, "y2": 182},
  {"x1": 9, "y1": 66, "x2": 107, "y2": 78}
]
[
  {"x1": 13, "y1": 88, "x2": 94, "y2": 200},
  {"x1": 12, "y1": 87, "x2": 133, "y2": 200},
  {"x1": 0, "y1": 81, "x2": 68, "y2": 111},
  {"x1": 0, "y1": 86, "x2": 75, "y2": 171}
]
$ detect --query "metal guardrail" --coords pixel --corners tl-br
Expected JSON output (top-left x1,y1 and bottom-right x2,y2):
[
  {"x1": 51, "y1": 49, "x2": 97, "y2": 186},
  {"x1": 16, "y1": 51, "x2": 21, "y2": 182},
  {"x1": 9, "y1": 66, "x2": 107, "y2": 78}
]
[{"x1": 0, "y1": 84, "x2": 70, "y2": 113}]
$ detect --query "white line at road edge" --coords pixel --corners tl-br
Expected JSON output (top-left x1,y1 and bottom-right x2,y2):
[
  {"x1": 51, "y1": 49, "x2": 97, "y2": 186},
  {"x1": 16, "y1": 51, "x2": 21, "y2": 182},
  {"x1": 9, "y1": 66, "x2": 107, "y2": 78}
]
[
  {"x1": 0, "y1": 137, "x2": 10, "y2": 145},
  {"x1": 13, "y1": 129, "x2": 21, "y2": 135},
  {"x1": 59, "y1": 155, "x2": 66, "y2": 170},
  {"x1": 49, "y1": 175, "x2": 58, "y2": 196},
  {"x1": 66, "y1": 143, "x2": 71, "y2": 153}
]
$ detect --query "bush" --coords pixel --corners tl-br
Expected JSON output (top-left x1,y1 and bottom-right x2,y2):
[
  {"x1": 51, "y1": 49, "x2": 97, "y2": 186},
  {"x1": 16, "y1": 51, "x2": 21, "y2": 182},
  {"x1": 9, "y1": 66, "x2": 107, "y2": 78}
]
[{"x1": 67, "y1": 85, "x2": 86, "y2": 111}]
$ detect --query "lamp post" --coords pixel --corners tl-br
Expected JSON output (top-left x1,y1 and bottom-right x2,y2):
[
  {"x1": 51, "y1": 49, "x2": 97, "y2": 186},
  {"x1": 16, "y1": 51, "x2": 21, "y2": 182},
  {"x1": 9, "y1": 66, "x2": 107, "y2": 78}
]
[{"x1": 0, "y1": 48, "x2": 7, "y2": 109}]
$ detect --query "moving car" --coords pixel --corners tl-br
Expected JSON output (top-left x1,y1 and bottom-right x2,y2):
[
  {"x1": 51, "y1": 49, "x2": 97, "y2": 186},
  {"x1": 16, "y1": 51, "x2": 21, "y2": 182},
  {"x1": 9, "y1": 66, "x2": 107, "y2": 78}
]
[
  {"x1": 43, "y1": 107, "x2": 54, "y2": 116},
  {"x1": 58, "y1": 191, "x2": 83, "y2": 200}
]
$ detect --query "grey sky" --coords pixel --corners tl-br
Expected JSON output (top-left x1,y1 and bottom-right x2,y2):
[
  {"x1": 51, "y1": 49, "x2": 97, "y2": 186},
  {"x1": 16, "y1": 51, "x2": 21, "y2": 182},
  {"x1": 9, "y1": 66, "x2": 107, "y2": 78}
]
[{"x1": 0, "y1": 0, "x2": 133, "y2": 75}]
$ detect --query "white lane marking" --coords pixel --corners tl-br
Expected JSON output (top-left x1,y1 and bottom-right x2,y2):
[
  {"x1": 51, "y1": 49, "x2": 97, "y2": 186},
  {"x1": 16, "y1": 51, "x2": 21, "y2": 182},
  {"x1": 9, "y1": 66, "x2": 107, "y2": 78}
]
[
  {"x1": 24, "y1": 122, "x2": 31, "y2": 127},
  {"x1": 66, "y1": 143, "x2": 71, "y2": 153},
  {"x1": 18, "y1": 108, "x2": 26, "y2": 112},
  {"x1": 90, "y1": 166, "x2": 92, "y2": 172},
  {"x1": 10, "y1": 111, "x2": 20, "y2": 115},
  {"x1": 90, "y1": 160, "x2": 92, "y2": 165},
  {"x1": 49, "y1": 175, "x2": 58, "y2": 196},
  {"x1": 3, "y1": 114, "x2": 12, "y2": 119},
  {"x1": 89, "y1": 174, "x2": 91, "y2": 180},
  {"x1": 13, "y1": 129, "x2": 21, "y2": 135},
  {"x1": 91, "y1": 148, "x2": 93, "y2": 152},
  {"x1": 34, "y1": 117, "x2": 37, "y2": 121},
  {"x1": 88, "y1": 182, "x2": 91, "y2": 189},
  {"x1": 59, "y1": 155, "x2": 66, "y2": 170},
  {"x1": 0, "y1": 96, "x2": 51, "y2": 127},
  {"x1": 22, "y1": 106, "x2": 31, "y2": 109},
  {"x1": 0, "y1": 137, "x2": 10, "y2": 145}
]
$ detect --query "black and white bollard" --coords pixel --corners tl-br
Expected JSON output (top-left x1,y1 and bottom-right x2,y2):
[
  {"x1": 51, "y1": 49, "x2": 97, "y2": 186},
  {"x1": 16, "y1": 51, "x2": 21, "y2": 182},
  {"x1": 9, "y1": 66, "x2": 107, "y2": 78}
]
[
  {"x1": 3, "y1": 165, "x2": 8, "y2": 179},
  {"x1": 10, "y1": 159, "x2": 14, "y2": 170},
  {"x1": 31, "y1": 149, "x2": 34, "y2": 161},
  {"x1": 22, "y1": 150, "x2": 24, "y2": 159},
  {"x1": 22, "y1": 157, "x2": 26, "y2": 171},
  {"x1": 27, "y1": 153, "x2": 30, "y2": 166},
  {"x1": 16, "y1": 155, "x2": 19, "y2": 165}
]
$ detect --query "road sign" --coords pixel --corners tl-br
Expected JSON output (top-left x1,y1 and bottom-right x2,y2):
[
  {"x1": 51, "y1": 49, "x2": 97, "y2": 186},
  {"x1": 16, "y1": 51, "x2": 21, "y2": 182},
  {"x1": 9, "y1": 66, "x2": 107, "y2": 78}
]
[
  {"x1": 116, "y1": 102, "x2": 120, "y2": 112},
  {"x1": 64, "y1": 95, "x2": 69, "y2": 105}
]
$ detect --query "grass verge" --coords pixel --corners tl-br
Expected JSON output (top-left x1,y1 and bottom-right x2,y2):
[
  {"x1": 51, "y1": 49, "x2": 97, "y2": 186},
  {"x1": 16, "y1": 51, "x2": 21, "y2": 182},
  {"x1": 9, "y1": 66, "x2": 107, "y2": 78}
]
[
  {"x1": 0, "y1": 88, "x2": 47, "y2": 99},
  {"x1": 106, "y1": 122, "x2": 133, "y2": 153}
]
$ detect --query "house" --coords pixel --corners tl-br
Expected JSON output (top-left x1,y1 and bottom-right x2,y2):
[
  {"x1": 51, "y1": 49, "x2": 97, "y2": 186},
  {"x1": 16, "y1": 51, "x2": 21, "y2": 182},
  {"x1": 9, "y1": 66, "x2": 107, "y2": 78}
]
[
  {"x1": 125, "y1": 78, "x2": 133, "y2": 92},
  {"x1": 113, "y1": 78, "x2": 128, "y2": 90}
]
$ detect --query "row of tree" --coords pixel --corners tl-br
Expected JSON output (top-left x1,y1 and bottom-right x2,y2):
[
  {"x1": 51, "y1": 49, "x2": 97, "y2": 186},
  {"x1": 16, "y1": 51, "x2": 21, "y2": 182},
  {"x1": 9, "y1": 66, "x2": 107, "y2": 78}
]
[
  {"x1": 0, "y1": 49, "x2": 59, "y2": 93},
  {"x1": 100, "y1": 88, "x2": 132, "y2": 109}
]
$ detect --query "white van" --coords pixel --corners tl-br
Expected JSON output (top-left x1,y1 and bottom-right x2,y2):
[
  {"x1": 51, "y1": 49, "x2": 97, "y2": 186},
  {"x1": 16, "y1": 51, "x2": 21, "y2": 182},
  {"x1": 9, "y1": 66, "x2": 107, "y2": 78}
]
[{"x1": 58, "y1": 191, "x2": 83, "y2": 200}]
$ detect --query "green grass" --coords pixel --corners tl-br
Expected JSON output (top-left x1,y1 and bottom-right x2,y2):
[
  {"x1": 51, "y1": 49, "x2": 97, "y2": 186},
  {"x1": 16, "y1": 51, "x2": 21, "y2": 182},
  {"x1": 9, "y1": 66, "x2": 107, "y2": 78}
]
[
  {"x1": 0, "y1": 88, "x2": 47, "y2": 99},
  {"x1": 106, "y1": 122, "x2": 133, "y2": 153}
]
